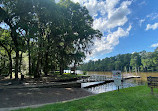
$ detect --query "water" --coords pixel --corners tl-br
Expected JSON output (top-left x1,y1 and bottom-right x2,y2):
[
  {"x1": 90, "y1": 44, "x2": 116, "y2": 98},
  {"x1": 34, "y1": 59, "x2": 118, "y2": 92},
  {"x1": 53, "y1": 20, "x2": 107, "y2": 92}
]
[
  {"x1": 64, "y1": 70, "x2": 158, "y2": 94},
  {"x1": 83, "y1": 78, "x2": 146, "y2": 94},
  {"x1": 82, "y1": 71, "x2": 158, "y2": 94}
]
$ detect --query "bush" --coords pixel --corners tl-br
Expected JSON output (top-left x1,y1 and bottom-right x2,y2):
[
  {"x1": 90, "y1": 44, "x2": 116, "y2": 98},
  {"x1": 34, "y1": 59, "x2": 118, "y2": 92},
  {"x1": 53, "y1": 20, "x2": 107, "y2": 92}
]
[{"x1": 83, "y1": 71, "x2": 87, "y2": 75}]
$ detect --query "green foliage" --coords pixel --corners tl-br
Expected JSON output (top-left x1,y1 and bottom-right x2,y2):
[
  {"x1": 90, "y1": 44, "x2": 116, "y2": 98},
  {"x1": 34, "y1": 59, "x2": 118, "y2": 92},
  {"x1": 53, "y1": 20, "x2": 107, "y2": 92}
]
[
  {"x1": 83, "y1": 71, "x2": 87, "y2": 75},
  {"x1": 0, "y1": 0, "x2": 101, "y2": 78},
  {"x1": 79, "y1": 50, "x2": 158, "y2": 72}
]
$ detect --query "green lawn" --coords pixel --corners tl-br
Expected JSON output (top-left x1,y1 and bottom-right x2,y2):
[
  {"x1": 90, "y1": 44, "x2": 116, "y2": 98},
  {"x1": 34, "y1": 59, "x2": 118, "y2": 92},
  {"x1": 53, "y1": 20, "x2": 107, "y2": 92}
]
[{"x1": 14, "y1": 86, "x2": 158, "y2": 111}]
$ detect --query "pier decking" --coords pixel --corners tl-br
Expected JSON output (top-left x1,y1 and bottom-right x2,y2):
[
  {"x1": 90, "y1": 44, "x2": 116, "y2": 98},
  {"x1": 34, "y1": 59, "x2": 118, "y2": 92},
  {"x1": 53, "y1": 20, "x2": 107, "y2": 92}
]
[
  {"x1": 80, "y1": 74, "x2": 141, "y2": 88},
  {"x1": 80, "y1": 75, "x2": 140, "y2": 82}
]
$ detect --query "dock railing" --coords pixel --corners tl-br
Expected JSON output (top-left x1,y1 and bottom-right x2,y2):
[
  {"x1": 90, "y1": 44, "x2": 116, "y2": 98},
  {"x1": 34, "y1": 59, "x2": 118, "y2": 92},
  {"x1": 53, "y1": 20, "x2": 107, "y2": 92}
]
[
  {"x1": 80, "y1": 75, "x2": 107, "y2": 82},
  {"x1": 79, "y1": 74, "x2": 140, "y2": 83}
]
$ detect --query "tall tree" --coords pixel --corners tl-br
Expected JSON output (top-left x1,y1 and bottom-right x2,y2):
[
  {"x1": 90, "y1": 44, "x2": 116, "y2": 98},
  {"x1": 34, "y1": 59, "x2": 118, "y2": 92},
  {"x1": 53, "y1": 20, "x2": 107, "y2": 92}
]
[{"x1": 0, "y1": 28, "x2": 13, "y2": 78}]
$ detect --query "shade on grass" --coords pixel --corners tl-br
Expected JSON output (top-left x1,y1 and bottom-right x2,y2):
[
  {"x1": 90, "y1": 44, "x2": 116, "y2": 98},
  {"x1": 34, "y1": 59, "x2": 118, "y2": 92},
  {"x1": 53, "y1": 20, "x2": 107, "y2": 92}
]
[{"x1": 14, "y1": 85, "x2": 158, "y2": 111}]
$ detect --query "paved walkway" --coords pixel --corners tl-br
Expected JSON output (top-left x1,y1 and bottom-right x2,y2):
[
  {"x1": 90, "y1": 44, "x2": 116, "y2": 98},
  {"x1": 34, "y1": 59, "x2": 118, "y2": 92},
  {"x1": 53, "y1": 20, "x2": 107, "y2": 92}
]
[{"x1": 0, "y1": 87, "x2": 93, "y2": 111}]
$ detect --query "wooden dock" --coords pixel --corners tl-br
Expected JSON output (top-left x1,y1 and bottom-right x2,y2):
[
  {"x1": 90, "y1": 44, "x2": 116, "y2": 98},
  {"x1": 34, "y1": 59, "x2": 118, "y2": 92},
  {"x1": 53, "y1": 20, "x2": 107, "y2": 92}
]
[
  {"x1": 80, "y1": 75, "x2": 141, "y2": 88},
  {"x1": 80, "y1": 75, "x2": 140, "y2": 82}
]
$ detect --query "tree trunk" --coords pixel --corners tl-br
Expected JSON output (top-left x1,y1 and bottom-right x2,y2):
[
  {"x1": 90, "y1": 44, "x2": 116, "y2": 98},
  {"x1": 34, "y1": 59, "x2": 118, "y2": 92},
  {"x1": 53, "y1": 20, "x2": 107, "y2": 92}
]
[
  {"x1": 59, "y1": 55, "x2": 64, "y2": 75},
  {"x1": 125, "y1": 66, "x2": 127, "y2": 74},
  {"x1": 60, "y1": 66, "x2": 63, "y2": 75},
  {"x1": 34, "y1": 55, "x2": 39, "y2": 78},
  {"x1": 0, "y1": 43, "x2": 13, "y2": 79},
  {"x1": 27, "y1": 39, "x2": 31, "y2": 75},
  {"x1": 73, "y1": 61, "x2": 77, "y2": 74},
  {"x1": 129, "y1": 67, "x2": 131, "y2": 73},
  {"x1": 4, "y1": 20, "x2": 19, "y2": 79},
  {"x1": 135, "y1": 66, "x2": 137, "y2": 75},
  {"x1": 32, "y1": 60, "x2": 35, "y2": 76},
  {"x1": 15, "y1": 51, "x2": 19, "y2": 79},
  {"x1": 35, "y1": 50, "x2": 41, "y2": 78},
  {"x1": 44, "y1": 51, "x2": 48, "y2": 76},
  {"x1": 44, "y1": 34, "x2": 50, "y2": 76},
  {"x1": 34, "y1": 36, "x2": 42, "y2": 78},
  {"x1": 19, "y1": 52, "x2": 23, "y2": 74},
  {"x1": 8, "y1": 52, "x2": 12, "y2": 79},
  {"x1": 147, "y1": 66, "x2": 148, "y2": 72}
]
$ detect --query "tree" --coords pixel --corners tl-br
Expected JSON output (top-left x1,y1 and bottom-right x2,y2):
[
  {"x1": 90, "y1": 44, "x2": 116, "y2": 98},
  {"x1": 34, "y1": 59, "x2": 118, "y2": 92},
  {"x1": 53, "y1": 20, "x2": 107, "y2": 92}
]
[
  {"x1": 56, "y1": 0, "x2": 102, "y2": 74},
  {"x1": 0, "y1": 28, "x2": 13, "y2": 78},
  {"x1": 0, "y1": 0, "x2": 102, "y2": 79},
  {"x1": 0, "y1": 0, "x2": 29, "y2": 79},
  {"x1": 130, "y1": 52, "x2": 141, "y2": 72}
]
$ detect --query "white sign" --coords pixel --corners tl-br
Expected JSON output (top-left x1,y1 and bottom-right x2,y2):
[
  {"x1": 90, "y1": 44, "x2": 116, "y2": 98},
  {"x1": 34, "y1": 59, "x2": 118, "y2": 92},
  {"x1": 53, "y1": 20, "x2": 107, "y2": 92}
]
[{"x1": 112, "y1": 71, "x2": 122, "y2": 86}]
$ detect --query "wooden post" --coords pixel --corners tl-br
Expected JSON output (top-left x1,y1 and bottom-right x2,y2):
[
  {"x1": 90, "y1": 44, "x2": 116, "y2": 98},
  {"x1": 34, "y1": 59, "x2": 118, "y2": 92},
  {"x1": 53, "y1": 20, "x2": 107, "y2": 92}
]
[{"x1": 118, "y1": 86, "x2": 119, "y2": 92}]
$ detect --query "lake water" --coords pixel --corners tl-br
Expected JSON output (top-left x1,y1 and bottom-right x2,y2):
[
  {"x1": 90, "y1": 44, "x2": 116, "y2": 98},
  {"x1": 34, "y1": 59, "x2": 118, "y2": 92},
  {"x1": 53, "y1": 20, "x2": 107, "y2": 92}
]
[
  {"x1": 83, "y1": 78, "x2": 145, "y2": 94},
  {"x1": 64, "y1": 70, "x2": 158, "y2": 94},
  {"x1": 84, "y1": 71, "x2": 158, "y2": 94}
]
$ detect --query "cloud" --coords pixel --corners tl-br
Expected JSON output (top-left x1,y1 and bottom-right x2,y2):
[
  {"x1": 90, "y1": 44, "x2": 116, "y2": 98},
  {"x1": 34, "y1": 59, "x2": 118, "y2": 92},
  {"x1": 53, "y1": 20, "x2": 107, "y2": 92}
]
[
  {"x1": 146, "y1": 23, "x2": 158, "y2": 30},
  {"x1": 70, "y1": 0, "x2": 132, "y2": 32},
  {"x1": 139, "y1": 19, "x2": 145, "y2": 27},
  {"x1": 147, "y1": 13, "x2": 158, "y2": 20},
  {"x1": 151, "y1": 43, "x2": 158, "y2": 48},
  {"x1": 75, "y1": 0, "x2": 132, "y2": 32},
  {"x1": 70, "y1": 0, "x2": 132, "y2": 61},
  {"x1": 87, "y1": 25, "x2": 132, "y2": 60},
  {"x1": 138, "y1": 1, "x2": 146, "y2": 6}
]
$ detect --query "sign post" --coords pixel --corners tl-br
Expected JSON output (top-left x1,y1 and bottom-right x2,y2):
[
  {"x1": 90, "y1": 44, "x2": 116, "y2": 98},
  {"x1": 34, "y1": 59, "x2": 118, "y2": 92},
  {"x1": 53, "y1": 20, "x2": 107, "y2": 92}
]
[
  {"x1": 147, "y1": 76, "x2": 158, "y2": 95},
  {"x1": 112, "y1": 71, "x2": 122, "y2": 91}
]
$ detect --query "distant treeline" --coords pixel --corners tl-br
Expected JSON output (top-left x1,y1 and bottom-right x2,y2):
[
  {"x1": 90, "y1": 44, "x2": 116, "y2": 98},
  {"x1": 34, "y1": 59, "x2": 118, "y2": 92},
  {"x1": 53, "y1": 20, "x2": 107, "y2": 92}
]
[{"x1": 79, "y1": 48, "x2": 158, "y2": 72}]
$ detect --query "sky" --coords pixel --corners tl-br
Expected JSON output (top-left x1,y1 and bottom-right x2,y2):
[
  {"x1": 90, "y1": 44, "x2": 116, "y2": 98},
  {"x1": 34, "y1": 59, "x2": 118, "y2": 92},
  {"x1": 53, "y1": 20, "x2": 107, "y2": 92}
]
[
  {"x1": 1, "y1": 0, "x2": 158, "y2": 62},
  {"x1": 62, "y1": 0, "x2": 158, "y2": 62}
]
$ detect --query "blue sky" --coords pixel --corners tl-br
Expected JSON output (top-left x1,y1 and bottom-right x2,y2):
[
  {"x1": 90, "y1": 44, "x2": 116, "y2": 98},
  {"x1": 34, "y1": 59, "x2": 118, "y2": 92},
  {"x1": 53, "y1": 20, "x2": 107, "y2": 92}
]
[
  {"x1": 109, "y1": 0, "x2": 158, "y2": 57},
  {"x1": 67, "y1": 0, "x2": 158, "y2": 61},
  {"x1": 1, "y1": 0, "x2": 158, "y2": 62}
]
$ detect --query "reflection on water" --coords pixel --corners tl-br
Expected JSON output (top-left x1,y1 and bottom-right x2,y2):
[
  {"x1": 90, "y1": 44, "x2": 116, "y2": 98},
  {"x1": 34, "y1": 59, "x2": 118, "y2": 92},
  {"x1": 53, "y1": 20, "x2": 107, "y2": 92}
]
[
  {"x1": 64, "y1": 70, "x2": 158, "y2": 94},
  {"x1": 84, "y1": 78, "x2": 146, "y2": 94},
  {"x1": 85, "y1": 71, "x2": 158, "y2": 94}
]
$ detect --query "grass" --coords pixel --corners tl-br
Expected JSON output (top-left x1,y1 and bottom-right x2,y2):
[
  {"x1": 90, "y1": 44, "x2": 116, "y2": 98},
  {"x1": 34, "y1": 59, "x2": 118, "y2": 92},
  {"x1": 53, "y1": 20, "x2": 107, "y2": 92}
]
[
  {"x1": 54, "y1": 73, "x2": 82, "y2": 79},
  {"x1": 13, "y1": 85, "x2": 158, "y2": 111}
]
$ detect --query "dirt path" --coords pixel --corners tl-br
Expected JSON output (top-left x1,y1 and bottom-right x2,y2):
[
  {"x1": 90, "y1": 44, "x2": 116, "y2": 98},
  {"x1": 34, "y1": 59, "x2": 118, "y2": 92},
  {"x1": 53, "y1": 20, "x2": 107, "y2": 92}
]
[{"x1": 0, "y1": 87, "x2": 93, "y2": 110}]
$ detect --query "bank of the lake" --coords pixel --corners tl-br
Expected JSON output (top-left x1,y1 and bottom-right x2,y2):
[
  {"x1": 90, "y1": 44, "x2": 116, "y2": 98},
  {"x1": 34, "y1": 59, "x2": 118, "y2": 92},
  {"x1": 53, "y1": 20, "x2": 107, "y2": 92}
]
[{"x1": 14, "y1": 85, "x2": 158, "y2": 111}]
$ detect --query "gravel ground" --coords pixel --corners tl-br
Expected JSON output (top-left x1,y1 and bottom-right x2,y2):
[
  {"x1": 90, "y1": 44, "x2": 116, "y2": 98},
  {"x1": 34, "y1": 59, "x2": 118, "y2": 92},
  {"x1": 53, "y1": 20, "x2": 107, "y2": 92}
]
[{"x1": 0, "y1": 87, "x2": 93, "y2": 109}]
